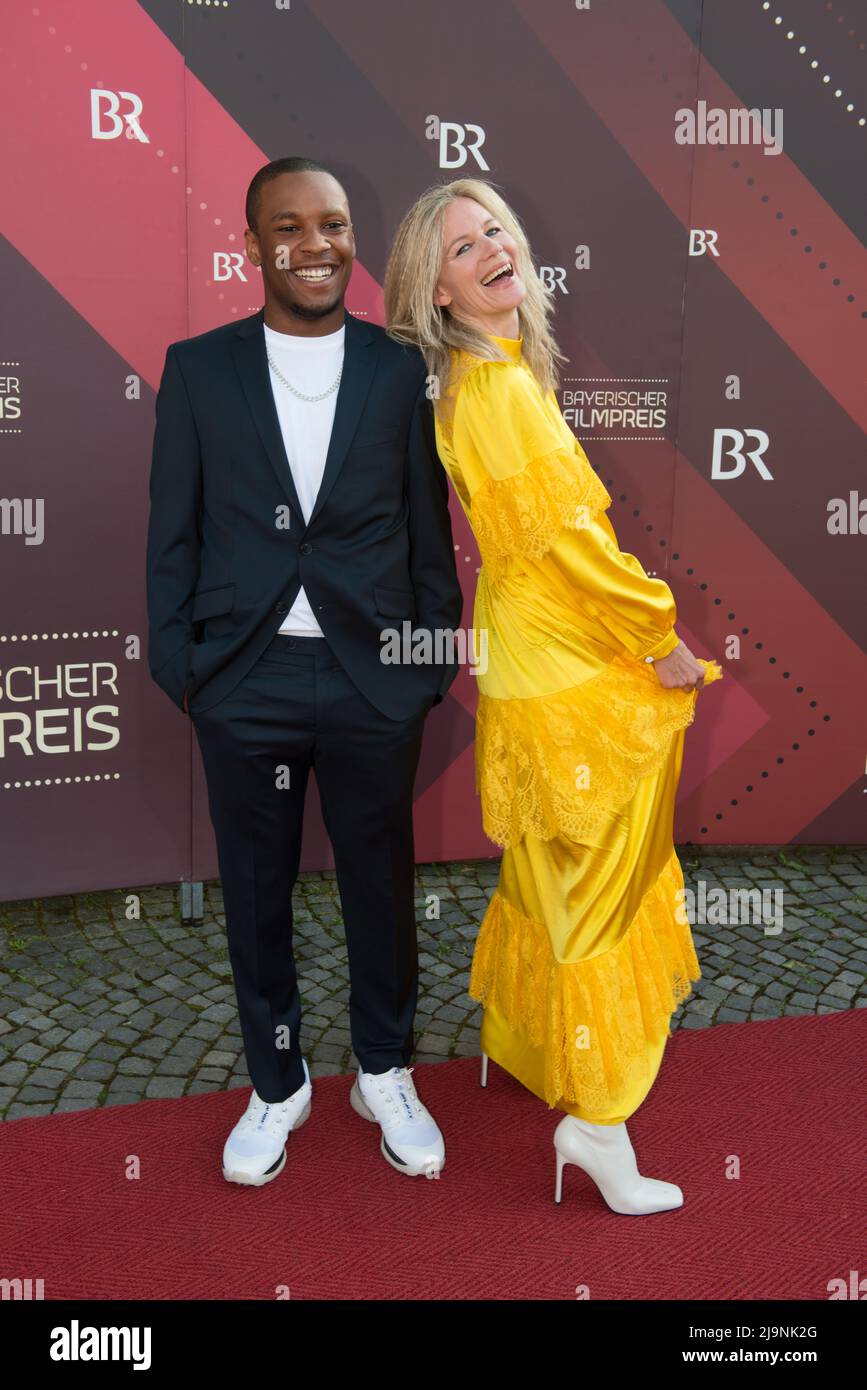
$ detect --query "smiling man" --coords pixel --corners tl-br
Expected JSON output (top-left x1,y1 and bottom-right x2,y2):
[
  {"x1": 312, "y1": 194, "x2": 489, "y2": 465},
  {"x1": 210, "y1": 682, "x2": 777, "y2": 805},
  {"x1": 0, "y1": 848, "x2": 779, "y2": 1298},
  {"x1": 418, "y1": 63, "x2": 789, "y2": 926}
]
[{"x1": 146, "y1": 157, "x2": 463, "y2": 1187}]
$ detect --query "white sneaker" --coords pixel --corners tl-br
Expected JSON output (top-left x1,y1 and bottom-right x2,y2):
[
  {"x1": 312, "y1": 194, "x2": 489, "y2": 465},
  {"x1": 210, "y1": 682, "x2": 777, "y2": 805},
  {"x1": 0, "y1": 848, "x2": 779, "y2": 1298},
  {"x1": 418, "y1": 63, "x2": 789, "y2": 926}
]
[
  {"x1": 222, "y1": 1059, "x2": 312, "y2": 1187},
  {"x1": 350, "y1": 1065, "x2": 445, "y2": 1178}
]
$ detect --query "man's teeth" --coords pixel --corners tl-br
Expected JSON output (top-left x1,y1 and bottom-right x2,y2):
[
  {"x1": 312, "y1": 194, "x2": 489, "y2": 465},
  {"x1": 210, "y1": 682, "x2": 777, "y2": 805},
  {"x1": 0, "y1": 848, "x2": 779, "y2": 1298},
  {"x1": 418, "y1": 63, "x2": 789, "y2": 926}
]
[
  {"x1": 481, "y1": 261, "x2": 513, "y2": 286},
  {"x1": 293, "y1": 267, "x2": 335, "y2": 280}
]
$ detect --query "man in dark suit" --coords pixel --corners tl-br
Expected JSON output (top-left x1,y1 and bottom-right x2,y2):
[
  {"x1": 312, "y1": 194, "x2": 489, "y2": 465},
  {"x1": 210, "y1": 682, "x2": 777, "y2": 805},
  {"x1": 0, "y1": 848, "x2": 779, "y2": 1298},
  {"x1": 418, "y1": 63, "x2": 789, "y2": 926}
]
[{"x1": 146, "y1": 157, "x2": 462, "y2": 1187}]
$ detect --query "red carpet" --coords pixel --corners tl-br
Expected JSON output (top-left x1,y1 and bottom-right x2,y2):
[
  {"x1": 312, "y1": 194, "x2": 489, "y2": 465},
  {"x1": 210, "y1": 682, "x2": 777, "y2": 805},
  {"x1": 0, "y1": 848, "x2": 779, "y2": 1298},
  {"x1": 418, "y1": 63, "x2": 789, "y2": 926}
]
[{"x1": 1, "y1": 1010, "x2": 863, "y2": 1300}]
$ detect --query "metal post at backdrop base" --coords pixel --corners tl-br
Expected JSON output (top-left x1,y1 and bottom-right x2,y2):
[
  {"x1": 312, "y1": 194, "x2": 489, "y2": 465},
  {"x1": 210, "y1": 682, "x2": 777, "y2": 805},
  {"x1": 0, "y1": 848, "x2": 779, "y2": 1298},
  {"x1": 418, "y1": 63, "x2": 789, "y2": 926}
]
[{"x1": 180, "y1": 881, "x2": 204, "y2": 923}]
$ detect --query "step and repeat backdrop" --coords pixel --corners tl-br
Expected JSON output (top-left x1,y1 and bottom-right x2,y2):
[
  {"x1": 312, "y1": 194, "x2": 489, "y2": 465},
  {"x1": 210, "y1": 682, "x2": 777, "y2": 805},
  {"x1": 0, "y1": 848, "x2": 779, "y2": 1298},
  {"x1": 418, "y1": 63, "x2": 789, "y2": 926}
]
[{"x1": 1, "y1": 0, "x2": 864, "y2": 900}]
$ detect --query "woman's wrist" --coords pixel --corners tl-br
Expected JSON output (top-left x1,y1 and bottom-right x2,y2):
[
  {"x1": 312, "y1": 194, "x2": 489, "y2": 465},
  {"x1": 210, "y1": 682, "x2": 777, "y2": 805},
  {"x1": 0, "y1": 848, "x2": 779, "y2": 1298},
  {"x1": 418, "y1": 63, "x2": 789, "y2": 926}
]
[{"x1": 640, "y1": 629, "x2": 681, "y2": 665}]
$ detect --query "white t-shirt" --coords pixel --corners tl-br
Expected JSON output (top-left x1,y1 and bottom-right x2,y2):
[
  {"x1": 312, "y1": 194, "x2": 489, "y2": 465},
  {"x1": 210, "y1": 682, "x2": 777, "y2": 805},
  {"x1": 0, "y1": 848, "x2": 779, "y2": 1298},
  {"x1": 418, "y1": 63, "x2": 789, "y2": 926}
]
[{"x1": 264, "y1": 321, "x2": 345, "y2": 636}]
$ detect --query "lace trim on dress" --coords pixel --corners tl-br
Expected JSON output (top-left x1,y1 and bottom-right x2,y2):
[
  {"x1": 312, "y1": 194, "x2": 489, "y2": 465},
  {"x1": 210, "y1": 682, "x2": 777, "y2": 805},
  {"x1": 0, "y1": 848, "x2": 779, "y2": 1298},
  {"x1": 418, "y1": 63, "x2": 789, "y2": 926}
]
[
  {"x1": 469, "y1": 445, "x2": 613, "y2": 586},
  {"x1": 475, "y1": 655, "x2": 724, "y2": 849},
  {"x1": 468, "y1": 848, "x2": 700, "y2": 1111}
]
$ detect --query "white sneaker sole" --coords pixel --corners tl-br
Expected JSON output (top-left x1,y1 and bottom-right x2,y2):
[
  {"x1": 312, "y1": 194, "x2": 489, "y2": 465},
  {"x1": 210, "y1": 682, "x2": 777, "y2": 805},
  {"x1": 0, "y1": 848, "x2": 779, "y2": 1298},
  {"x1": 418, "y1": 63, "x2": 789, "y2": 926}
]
[
  {"x1": 349, "y1": 1080, "x2": 444, "y2": 1179},
  {"x1": 222, "y1": 1097, "x2": 312, "y2": 1187}
]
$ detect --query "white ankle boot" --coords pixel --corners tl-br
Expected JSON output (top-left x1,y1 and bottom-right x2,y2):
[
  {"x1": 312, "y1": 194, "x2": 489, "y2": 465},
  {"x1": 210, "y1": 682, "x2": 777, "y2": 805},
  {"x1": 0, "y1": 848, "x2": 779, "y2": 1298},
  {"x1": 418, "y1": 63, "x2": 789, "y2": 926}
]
[{"x1": 553, "y1": 1113, "x2": 683, "y2": 1215}]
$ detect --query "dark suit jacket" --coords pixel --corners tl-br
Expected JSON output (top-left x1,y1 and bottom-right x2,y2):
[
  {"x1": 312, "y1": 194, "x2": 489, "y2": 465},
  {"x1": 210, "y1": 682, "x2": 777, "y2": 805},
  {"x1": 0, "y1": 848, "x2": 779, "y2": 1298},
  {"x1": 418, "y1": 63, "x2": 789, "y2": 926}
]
[{"x1": 146, "y1": 308, "x2": 463, "y2": 720}]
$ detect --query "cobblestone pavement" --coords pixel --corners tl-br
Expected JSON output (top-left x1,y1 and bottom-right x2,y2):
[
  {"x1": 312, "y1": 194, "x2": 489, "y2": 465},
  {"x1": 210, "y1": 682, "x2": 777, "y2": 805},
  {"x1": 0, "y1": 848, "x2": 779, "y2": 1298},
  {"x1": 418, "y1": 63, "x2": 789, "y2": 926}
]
[{"x1": 0, "y1": 847, "x2": 864, "y2": 1120}]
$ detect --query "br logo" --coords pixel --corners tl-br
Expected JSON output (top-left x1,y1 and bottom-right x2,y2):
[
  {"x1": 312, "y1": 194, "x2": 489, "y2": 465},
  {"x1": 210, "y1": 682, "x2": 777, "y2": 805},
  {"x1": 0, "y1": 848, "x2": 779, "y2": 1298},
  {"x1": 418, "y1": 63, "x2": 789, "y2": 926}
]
[
  {"x1": 425, "y1": 115, "x2": 489, "y2": 171},
  {"x1": 539, "y1": 267, "x2": 568, "y2": 294},
  {"x1": 213, "y1": 253, "x2": 248, "y2": 282},
  {"x1": 711, "y1": 429, "x2": 773, "y2": 481},
  {"x1": 90, "y1": 89, "x2": 148, "y2": 142}
]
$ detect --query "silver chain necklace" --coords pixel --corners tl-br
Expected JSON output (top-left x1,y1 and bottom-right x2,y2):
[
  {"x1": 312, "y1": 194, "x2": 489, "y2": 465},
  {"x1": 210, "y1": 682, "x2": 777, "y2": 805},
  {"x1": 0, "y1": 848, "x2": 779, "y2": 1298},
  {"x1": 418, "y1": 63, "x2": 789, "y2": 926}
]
[{"x1": 266, "y1": 349, "x2": 342, "y2": 402}]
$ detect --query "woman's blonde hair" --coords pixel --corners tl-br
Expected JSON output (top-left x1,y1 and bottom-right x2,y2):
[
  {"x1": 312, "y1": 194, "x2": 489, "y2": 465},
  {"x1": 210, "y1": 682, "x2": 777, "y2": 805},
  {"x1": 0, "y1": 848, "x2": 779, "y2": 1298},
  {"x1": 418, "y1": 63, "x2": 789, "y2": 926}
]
[{"x1": 383, "y1": 178, "x2": 565, "y2": 411}]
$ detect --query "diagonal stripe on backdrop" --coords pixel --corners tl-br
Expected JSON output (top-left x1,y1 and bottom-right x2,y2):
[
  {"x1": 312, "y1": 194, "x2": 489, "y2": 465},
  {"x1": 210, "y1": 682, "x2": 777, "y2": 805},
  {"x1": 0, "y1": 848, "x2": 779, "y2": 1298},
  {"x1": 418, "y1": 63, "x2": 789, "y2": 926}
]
[
  {"x1": 515, "y1": 0, "x2": 867, "y2": 434},
  {"x1": 0, "y1": 0, "x2": 384, "y2": 387}
]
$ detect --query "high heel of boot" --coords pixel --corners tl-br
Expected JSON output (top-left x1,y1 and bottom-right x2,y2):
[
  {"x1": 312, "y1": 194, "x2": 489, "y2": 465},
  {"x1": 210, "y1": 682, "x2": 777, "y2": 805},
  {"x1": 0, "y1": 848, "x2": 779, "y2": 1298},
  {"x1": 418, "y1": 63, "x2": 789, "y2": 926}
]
[
  {"x1": 480, "y1": 1051, "x2": 489, "y2": 1088},
  {"x1": 554, "y1": 1146, "x2": 568, "y2": 1204},
  {"x1": 553, "y1": 1115, "x2": 683, "y2": 1216}
]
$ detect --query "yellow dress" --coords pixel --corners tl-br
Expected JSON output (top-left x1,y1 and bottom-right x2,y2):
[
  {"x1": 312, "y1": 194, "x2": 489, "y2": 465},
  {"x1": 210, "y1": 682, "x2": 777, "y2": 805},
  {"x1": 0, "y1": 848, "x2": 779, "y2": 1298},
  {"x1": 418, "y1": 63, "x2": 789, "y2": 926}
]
[{"x1": 434, "y1": 334, "x2": 723, "y2": 1125}]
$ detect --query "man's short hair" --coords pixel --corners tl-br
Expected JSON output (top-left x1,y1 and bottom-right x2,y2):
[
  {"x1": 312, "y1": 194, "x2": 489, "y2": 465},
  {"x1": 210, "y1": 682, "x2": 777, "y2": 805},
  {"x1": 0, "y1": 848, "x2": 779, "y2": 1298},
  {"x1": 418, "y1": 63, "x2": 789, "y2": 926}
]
[{"x1": 245, "y1": 156, "x2": 338, "y2": 233}]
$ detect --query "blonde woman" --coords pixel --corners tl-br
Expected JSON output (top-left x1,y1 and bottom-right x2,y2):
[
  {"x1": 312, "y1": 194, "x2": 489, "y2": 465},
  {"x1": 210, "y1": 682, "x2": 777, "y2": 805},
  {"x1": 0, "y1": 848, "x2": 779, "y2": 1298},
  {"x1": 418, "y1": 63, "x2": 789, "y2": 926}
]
[{"x1": 384, "y1": 179, "x2": 723, "y2": 1215}]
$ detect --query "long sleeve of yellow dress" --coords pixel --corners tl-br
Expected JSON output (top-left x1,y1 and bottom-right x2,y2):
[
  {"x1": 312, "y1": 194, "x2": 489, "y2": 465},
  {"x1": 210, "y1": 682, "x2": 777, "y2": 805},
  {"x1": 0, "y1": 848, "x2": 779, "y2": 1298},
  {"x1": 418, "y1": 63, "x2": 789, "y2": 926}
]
[
  {"x1": 434, "y1": 339, "x2": 722, "y2": 1119},
  {"x1": 547, "y1": 513, "x2": 683, "y2": 664}
]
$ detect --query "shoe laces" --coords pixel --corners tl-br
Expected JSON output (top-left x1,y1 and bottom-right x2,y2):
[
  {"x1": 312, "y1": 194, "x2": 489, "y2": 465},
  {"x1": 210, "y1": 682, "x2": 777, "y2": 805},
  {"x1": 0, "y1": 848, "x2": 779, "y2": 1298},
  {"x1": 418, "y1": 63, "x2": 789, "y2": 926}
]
[
  {"x1": 237, "y1": 1091, "x2": 296, "y2": 1140},
  {"x1": 368, "y1": 1066, "x2": 424, "y2": 1124}
]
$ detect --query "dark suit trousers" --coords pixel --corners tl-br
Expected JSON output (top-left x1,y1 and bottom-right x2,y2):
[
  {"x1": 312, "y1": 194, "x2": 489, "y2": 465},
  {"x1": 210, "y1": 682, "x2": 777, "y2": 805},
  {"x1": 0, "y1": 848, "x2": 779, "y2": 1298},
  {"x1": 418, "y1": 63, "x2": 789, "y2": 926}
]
[{"x1": 190, "y1": 633, "x2": 426, "y2": 1103}]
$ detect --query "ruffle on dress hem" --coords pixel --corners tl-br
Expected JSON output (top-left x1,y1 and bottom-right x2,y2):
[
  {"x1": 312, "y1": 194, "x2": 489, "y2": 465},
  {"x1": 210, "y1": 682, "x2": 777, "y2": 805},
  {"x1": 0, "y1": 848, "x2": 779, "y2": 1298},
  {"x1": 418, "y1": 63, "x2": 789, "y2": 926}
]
[
  {"x1": 469, "y1": 444, "x2": 613, "y2": 587},
  {"x1": 475, "y1": 655, "x2": 724, "y2": 849},
  {"x1": 468, "y1": 847, "x2": 700, "y2": 1111}
]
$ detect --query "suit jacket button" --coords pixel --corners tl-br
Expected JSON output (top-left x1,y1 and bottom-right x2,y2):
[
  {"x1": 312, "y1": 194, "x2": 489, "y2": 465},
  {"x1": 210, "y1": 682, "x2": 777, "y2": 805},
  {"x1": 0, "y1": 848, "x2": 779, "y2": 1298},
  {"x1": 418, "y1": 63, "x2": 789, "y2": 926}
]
[
  {"x1": 275, "y1": 602, "x2": 288, "y2": 615},
  {"x1": 299, "y1": 542, "x2": 312, "y2": 555}
]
